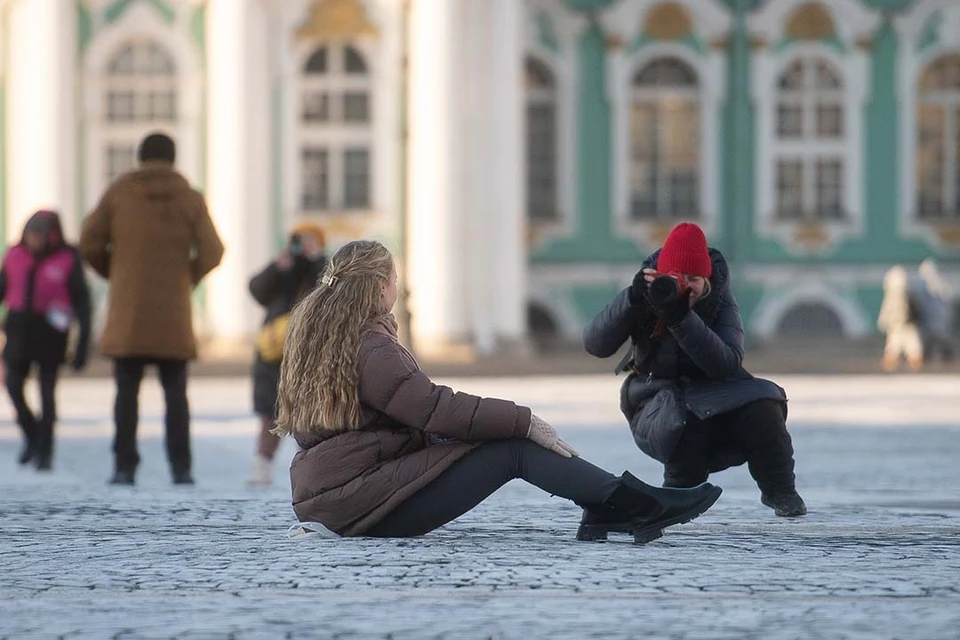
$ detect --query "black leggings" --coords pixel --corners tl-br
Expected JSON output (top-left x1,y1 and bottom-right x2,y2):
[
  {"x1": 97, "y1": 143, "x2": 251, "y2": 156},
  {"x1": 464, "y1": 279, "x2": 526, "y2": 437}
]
[
  {"x1": 367, "y1": 439, "x2": 621, "y2": 538},
  {"x1": 5, "y1": 359, "x2": 59, "y2": 456}
]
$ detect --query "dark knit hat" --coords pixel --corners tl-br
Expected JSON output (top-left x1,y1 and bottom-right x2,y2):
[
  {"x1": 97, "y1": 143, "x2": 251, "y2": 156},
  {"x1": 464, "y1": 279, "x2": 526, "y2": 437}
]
[
  {"x1": 656, "y1": 222, "x2": 712, "y2": 278},
  {"x1": 138, "y1": 132, "x2": 176, "y2": 163}
]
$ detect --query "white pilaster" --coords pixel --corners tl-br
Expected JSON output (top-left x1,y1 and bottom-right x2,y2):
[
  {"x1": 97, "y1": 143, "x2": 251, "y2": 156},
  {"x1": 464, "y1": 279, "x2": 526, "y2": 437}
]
[
  {"x1": 406, "y1": 0, "x2": 469, "y2": 356},
  {"x1": 5, "y1": 0, "x2": 76, "y2": 241},
  {"x1": 487, "y1": 0, "x2": 527, "y2": 349},
  {"x1": 204, "y1": 0, "x2": 273, "y2": 345}
]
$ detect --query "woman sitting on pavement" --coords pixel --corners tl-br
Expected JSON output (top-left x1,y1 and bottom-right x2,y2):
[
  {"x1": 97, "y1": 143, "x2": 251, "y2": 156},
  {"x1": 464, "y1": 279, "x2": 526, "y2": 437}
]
[
  {"x1": 272, "y1": 239, "x2": 722, "y2": 542},
  {"x1": 583, "y1": 222, "x2": 806, "y2": 517}
]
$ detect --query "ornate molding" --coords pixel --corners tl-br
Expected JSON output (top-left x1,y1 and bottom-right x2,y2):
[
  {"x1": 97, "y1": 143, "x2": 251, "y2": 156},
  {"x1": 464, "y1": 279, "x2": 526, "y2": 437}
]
[
  {"x1": 295, "y1": 0, "x2": 378, "y2": 43},
  {"x1": 644, "y1": 2, "x2": 692, "y2": 41},
  {"x1": 784, "y1": 2, "x2": 835, "y2": 41}
]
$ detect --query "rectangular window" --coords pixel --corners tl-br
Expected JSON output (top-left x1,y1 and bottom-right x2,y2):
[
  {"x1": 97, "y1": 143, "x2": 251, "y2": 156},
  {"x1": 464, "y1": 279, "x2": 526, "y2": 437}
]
[
  {"x1": 106, "y1": 144, "x2": 136, "y2": 184},
  {"x1": 917, "y1": 104, "x2": 945, "y2": 221},
  {"x1": 816, "y1": 104, "x2": 843, "y2": 138},
  {"x1": 106, "y1": 91, "x2": 135, "y2": 122},
  {"x1": 776, "y1": 159, "x2": 804, "y2": 220},
  {"x1": 527, "y1": 103, "x2": 557, "y2": 221},
  {"x1": 630, "y1": 103, "x2": 657, "y2": 219},
  {"x1": 815, "y1": 159, "x2": 844, "y2": 219},
  {"x1": 343, "y1": 92, "x2": 370, "y2": 123},
  {"x1": 777, "y1": 103, "x2": 803, "y2": 138},
  {"x1": 343, "y1": 148, "x2": 370, "y2": 209},
  {"x1": 302, "y1": 92, "x2": 330, "y2": 122},
  {"x1": 301, "y1": 148, "x2": 329, "y2": 210}
]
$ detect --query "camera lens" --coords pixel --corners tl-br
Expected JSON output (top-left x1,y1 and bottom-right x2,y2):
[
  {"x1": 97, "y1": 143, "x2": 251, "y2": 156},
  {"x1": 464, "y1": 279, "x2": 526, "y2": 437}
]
[{"x1": 649, "y1": 275, "x2": 680, "y2": 306}]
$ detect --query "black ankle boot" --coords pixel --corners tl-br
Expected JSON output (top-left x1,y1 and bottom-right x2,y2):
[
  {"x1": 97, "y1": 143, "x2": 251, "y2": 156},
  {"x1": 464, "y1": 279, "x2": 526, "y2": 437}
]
[
  {"x1": 172, "y1": 469, "x2": 195, "y2": 485},
  {"x1": 577, "y1": 472, "x2": 723, "y2": 543},
  {"x1": 17, "y1": 440, "x2": 36, "y2": 465},
  {"x1": 34, "y1": 452, "x2": 52, "y2": 471},
  {"x1": 761, "y1": 490, "x2": 806, "y2": 517},
  {"x1": 109, "y1": 469, "x2": 136, "y2": 486}
]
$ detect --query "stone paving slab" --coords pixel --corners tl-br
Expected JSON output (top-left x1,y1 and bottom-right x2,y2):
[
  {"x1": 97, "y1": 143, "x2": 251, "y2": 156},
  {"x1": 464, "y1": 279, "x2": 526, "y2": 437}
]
[{"x1": 1, "y1": 375, "x2": 959, "y2": 639}]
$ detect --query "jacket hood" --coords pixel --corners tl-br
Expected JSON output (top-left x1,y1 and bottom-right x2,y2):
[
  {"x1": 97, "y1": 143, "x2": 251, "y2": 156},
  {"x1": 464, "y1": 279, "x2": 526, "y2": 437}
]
[
  {"x1": 126, "y1": 161, "x2": 191, "y2": 201},
  {"x1": 20, "y1": 210, "x2": 67, "y2": 254}
]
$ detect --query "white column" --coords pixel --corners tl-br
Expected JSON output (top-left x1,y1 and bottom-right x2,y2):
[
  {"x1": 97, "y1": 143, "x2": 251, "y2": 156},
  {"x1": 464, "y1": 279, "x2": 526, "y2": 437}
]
[
  {"x1": 407, "y1": 0, "x2": 470, "y2": 357},
  {"x1": 204, "y1": 0, "x2": 272, "y2": 348},
  {"x1": 487, "y1": 0, "x2": 527, "y2": 349},
  {"x1": 5, "y1": 0, "x2": 76, "y2": 241}
]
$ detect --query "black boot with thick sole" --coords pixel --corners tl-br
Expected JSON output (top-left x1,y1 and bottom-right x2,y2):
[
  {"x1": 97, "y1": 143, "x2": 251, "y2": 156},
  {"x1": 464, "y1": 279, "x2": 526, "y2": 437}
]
[
  {"x1": 577, "y1": 472, "x2": 722, "y2": 544},
  {"x1": 761, "y1": 491, "x2": 807, "y2": 517}
]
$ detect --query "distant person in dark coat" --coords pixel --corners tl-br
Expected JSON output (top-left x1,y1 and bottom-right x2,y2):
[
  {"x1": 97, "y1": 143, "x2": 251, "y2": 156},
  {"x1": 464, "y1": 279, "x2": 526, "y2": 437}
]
[
  {"x1": 1, "y1": 210, "x2": 91, "y2": 470},
  {"x1": 246, "y1": 222, "x2": 327, "y2": 486},
  {"x1": 583, "y1": 222, "x2": 806, "y2": 517}
]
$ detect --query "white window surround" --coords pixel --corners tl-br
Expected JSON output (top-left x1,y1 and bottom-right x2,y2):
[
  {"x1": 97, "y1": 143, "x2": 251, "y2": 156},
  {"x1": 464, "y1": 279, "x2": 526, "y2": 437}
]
[
  {"x1": 896, "y1": 0, "x2": 960, "y2": 248},
  {"x1": 749, "y1": 279, "x2": 870, "y2": 340},
  {"x1": 523, "y1": 0, "x2": 585, "y2": 247},
  {"x1": 277, "y1": 0, "x2": 399, "y2": 240},
  {"x1": 82, "y1": 3, "x2": 204, "y2": 210},
  {"x1": 601, "y1": 0, "x2": 729, "y2": 247},
  {"x1": 750, "y1": 0, "x2": 877, "y2": 254}
]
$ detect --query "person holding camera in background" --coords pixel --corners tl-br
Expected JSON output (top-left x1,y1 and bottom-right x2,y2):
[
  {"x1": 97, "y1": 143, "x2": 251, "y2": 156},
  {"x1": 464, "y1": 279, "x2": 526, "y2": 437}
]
[
  {"x1": 246, "y1": 222, "x2": 328, "y2": 486},
  {"x1": 583, "y1": 222, "x2": 806, "y2": 517},
  {"x1": 1, "y1": 210, "x2": 91, "y2": 471}
]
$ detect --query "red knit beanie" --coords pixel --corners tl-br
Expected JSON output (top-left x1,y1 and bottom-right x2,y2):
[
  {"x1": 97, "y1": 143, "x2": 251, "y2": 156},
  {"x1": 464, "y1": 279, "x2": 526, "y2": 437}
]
[{"x1": 656, "y1": 222, "x2": 712, "y2": 278}]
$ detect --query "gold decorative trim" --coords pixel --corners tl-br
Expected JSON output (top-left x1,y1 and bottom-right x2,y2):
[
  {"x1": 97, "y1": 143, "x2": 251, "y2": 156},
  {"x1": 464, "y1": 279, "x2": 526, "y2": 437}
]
[
  {"x1": 934, "y1": 224, "x2": 960, "y2": 246},
  {"x1": 604, "y1": 34, "x2": 626, "y2": 50},
  {"x1": 296, "y1": 0, "x2": 379, "y2": 43},
  {"x1": 646, "y1": 222, "x2": 675, "y2": 248},
  {"x1": 710, "y1": 36, "x2": 729, "y2": 51},
  {"x1": 644, "y1": 2, "x2": 693, "y2": 41},
  {"x1": 784, "y1": 2, "x2": 835, "y2": 41},
  {"x1": 855, "y1": 36, "x2": 873, "y2": 51},
  {"x1": 791, "y1": 222, "x2": 829, "y2": 248},
  {"x1": 749, "y1": 36, "x2": 767, "y2": 50}
]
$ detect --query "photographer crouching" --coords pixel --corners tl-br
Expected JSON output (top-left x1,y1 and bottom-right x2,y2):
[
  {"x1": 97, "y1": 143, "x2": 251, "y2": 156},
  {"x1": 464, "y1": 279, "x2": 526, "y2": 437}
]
[
  {"x1": 583, "y1": 223, "x2": 806, "y2": 517},
  {"x1": 246, "y1": 222, "x2": 328, "y2": 486}
]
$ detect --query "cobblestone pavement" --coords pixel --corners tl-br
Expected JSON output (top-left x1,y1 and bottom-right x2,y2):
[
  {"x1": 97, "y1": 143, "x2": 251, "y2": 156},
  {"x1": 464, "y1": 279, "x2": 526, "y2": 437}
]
[{"x1": 1, "y1": 375, "x2": 958, "y2": 639}]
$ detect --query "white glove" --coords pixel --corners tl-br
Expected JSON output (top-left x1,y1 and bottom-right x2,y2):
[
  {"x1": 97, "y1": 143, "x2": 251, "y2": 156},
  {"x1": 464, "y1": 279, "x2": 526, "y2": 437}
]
[{"x1": 527, "y1": 414, "x2": 579, "y2": 458}]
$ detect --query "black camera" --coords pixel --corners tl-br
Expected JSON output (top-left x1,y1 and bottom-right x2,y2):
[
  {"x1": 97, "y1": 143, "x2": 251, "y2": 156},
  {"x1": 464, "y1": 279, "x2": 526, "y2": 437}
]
[
  {"x1": 648, "y1": 273, "x2": 689, "y2": 307},
  {"x1": 288, "y1": 233, "x2": 304, "y2": 257}
]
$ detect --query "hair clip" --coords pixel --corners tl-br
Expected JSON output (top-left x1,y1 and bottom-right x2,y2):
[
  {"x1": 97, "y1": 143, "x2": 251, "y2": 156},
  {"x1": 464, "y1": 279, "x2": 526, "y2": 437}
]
[{"x1": 321, "y1": 273, "x2": 339, "y2": 288}]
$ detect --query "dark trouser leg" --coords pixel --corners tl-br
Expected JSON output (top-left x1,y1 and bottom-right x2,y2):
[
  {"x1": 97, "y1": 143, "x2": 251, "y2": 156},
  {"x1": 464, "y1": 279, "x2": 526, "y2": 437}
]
[
  {"x1": 663, "y1": 412, "x2": 711, "y2": 488},
  {"x1": 366, "y1": 439, "x2": 620, "y2": 538},
  {"x1": 5, "y1": 360, "x2": 37, "y2": 461},
  {"x1": 113, "y1": 358, "x2": 146, "y2": 472},
  {"x1": 34, "y1": 361, "x2": 60, "y2": 466},
  {"x1": 716, "y1": 399, "x2": 796, "y2": 496},
  {"x1": 157, "y1": 359, "x2": 190, "y2": 474},
  {"x1": 257, "y1": 414, "x2": 282, "y2": 460}
]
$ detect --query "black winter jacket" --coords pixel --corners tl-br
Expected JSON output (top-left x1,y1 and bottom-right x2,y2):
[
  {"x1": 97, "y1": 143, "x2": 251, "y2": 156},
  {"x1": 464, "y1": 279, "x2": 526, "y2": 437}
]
[{"x1": 583, "y1": 248, "x2": 786, "y2": 464}]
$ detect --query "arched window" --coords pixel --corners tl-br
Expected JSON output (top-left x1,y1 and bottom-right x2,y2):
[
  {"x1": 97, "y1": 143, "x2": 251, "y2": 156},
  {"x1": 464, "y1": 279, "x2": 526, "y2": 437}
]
[
  {"x1": 300, "y1": 44, "x2": 372, "y2": 213},
  {"x1": 917, "y1": 54, "x2": 960, "y2": 221},
  {"x1": 630, "y1": 57, "x2": 700, "y2": 220},
  {"x1": 526, "y1": 57, "x2": 558, "y2": 222},
  {"x1": 773, "y1": 55, "x2": 845, "y2": 221},
  {"x1": 102, "y1": 40, "x2": 178, "y2": 184}
]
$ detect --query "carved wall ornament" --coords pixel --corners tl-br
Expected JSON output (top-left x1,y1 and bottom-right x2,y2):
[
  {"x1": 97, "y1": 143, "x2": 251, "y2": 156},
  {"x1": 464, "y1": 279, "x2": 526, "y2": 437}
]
[
  {"x1": 643, "y1": 2, "x2": 693, "y2": 41},
  {"x1": 784, "y1": 2, "x2": 836, "y2": 41},
  {"x1": 295, "y1": 0, "x2": 378, "y2": 43}
]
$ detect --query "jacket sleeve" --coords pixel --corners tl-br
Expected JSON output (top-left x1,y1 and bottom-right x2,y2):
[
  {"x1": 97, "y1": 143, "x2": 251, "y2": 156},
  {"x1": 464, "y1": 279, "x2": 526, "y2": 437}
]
[
  {"x1": 67, "y1": 252, "x2": 92, "y2": 362},
  {"x1": 190, "y1": 194, "x2": 225, "y2": 285},
  {"x1": 582, "y1": 287, "x2": 652, "y2": 358},
  {"x1": 249, "y1": 263, "x2": 283, "y2": 307},
  {"x1": 358, "y1": 341, "x2": 531, "y2": 441},
  {"x1": 667, "y1": 289, "x2": 744, "y2": 380},
  {"x1": 78, "y1": 193, "x2": 113, "y2": 279}
]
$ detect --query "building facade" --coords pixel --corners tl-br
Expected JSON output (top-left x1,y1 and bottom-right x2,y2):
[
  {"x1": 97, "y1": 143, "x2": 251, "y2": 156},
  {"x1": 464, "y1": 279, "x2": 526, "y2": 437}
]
[{"x1": 0, "y1": 0, "x2": 958, "y2": 358}]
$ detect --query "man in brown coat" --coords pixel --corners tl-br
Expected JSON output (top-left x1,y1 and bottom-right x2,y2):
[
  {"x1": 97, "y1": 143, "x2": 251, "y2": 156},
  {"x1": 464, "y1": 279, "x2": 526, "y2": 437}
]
[{"x1": 79, "y1": 133, "x2": 224, "y2": 486}]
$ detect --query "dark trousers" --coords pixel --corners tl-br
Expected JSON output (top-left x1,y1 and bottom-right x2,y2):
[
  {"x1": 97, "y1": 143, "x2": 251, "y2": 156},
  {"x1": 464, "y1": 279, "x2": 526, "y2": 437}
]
[
  {"x1": 5, "y1": 360, "x2": 59, "y2": 456},
  {"x1": 664, "y1": 399, "x2": 796, "y2": 496},
  {"x1": 113, "y1": 358, "x2": 190, "y2": 473},
  {"x1": 366, "y1": 438, "x2": 620, "y2": 538}
]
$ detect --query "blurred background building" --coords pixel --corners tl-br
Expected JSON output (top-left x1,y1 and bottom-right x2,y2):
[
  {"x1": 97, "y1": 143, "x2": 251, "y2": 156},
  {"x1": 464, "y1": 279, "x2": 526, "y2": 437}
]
[{"x1": 0, "y1": 0, "x2": 958, "y2": 359}]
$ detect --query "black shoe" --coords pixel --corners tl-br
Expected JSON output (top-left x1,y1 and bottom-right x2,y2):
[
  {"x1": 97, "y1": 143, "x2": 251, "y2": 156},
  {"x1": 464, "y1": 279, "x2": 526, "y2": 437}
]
[
  {"x1": 17, "y1": 441, "x2": 36, "y2": 465},
  {"x1": 34, "y1": 453, "x2": 52, "y2": 471},
  {"x1": 172, "y1": 470, "x2": 194, "y2": 485},
  {"x1": 761, "y1": 491, "x2": 807, "y2": 517},
  {"x1": 577, "y1": 472, "x2": 723, "y2": 544},
  {"x1": 109, "y1": 469, "x2": 136, "y2": 485}
]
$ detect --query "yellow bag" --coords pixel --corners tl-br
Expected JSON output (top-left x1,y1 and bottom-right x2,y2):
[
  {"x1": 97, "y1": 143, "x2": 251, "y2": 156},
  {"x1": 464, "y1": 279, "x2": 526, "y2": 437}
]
[{"x1": 256, "y1": 314, "x2": 291, "y2": 363}]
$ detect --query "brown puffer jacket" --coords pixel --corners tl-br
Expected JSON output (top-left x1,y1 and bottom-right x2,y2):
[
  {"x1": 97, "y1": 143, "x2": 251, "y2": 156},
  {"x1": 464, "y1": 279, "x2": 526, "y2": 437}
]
[
  {"x1": 289, "y1": 315, "x2": 532, "y2": 536},
  {"x1": 79, "y1": 161, "x2": 224, "y2": 360}
]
